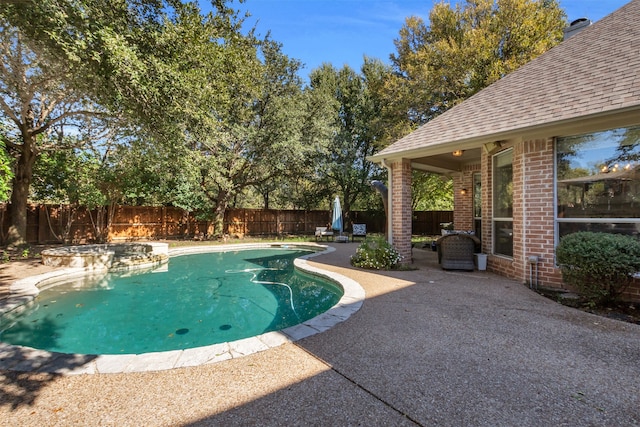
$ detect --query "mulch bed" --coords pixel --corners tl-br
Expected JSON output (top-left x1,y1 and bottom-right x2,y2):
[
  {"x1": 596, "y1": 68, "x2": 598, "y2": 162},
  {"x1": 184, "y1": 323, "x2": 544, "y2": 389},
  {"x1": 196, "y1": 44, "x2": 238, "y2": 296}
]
[{"x1": 536, "y1": 287, "x2": 640, "y2": 325}]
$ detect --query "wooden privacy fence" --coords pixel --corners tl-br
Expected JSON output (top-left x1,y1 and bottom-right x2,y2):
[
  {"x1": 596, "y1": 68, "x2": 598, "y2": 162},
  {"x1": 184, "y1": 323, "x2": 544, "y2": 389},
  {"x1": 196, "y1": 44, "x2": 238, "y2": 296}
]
[{"x1": 0, "y1": 204, "x2": 452, "y2": 244}]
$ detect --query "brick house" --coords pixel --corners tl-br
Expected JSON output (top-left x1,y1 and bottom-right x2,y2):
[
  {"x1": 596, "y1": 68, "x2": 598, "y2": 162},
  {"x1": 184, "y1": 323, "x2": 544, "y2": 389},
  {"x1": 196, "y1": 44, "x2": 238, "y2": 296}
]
[{"x1": 369, "y1": 0, "x2": 640, "y2": 300}]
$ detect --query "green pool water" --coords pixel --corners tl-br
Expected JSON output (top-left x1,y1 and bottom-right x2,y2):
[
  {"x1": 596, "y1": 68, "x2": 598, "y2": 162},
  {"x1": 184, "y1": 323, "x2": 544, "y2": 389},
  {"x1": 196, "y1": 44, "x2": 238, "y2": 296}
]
[{"x1": 0, "y1": 248, "x2": 343, "y2": 355}]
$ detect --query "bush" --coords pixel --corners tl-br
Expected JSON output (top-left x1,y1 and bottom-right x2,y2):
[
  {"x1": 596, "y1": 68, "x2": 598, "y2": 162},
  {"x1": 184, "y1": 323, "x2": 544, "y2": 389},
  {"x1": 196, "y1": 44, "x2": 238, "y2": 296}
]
[
  {"x1": 350, "y1": 236, "x2": 403, "y2": 270},
  {"x1": 556, "y1": 232, "x2": 640, "y2": 305}
]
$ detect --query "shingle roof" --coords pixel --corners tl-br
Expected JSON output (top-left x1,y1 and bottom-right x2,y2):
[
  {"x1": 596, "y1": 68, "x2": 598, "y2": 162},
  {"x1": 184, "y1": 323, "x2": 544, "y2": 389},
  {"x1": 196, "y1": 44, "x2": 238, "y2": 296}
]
[{"x1": 371, "y1": 0, "x2": 640, "y2": 160}]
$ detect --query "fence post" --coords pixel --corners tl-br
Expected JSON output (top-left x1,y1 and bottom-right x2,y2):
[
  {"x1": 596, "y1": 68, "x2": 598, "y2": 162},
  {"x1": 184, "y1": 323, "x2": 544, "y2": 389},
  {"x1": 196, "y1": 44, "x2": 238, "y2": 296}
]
[
  {"x1": 161, "y1": 206, "x2": 166, "y2": 239},
  {"x1": 38, "y1": 205, "x2": 47, "y2": 244},
  {"x1": 304, "y1": 210, "x2": 308, "y2": 235}
]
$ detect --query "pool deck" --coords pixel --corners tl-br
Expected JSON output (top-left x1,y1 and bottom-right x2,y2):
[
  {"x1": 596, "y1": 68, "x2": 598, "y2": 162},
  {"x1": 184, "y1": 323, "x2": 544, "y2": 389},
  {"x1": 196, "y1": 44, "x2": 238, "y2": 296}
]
[{"x1": 2, "y1": 242, "x2": 640, "y2": 426}]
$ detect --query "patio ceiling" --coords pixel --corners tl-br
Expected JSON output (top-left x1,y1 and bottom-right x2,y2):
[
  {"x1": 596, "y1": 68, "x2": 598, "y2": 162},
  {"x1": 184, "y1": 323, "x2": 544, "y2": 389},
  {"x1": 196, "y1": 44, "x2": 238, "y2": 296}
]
[{"x1": 411, "y1": 147, "x2": 482, "y2": 174}]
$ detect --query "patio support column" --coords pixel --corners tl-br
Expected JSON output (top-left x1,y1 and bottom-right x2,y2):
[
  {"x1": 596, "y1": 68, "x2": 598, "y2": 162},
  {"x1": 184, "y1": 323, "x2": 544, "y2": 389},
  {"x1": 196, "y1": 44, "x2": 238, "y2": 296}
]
[{"x1": 390, "y1": 158, "x2": 412, "y2": 263}]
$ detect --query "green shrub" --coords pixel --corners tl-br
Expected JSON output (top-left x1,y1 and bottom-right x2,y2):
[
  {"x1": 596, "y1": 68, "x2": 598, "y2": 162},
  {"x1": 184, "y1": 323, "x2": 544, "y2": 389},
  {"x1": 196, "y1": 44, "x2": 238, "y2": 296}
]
[
  {"x1": 350, "y1": 236, "x2": 403, "y2": 270},
  {"x1": 556, "y1": 232, "x2": 640, "y2": 305}
]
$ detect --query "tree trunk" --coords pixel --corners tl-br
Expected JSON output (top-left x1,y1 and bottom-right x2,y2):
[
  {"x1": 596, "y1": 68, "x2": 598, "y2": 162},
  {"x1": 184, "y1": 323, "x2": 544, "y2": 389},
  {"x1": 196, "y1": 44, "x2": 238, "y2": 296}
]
[
  {"x1": 212, "y1": 206, "x2": 225, "y2": 237},
  {"x1": 89, "y1": 204, "x2": 115, "y2": 243},
  {"x1": 44, "y1": 204, "x2": 77, "y2": 244},
  {"x1": 343, "y1": 193, "x2": 354, "y2": 231},
  {"x1": 7, "y1": 137, "x2": 36, "y2": 246},
  {"x1": 212, "y1": 192, "x2": 229, "y2": 237}
]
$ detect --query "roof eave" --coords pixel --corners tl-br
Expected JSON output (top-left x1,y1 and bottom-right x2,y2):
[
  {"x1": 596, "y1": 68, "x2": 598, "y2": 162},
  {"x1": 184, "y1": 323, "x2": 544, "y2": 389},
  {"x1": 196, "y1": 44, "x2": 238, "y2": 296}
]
[{"x1": 368, "y1": 105, "x2": 640, "y2": 165}]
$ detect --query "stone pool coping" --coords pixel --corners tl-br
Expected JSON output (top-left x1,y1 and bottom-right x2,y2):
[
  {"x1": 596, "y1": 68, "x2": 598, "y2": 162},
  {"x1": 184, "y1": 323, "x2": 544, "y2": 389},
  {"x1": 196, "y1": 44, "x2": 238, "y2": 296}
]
[{"x1": 0, "y1": 243, "x2": 365, "y2": 375}]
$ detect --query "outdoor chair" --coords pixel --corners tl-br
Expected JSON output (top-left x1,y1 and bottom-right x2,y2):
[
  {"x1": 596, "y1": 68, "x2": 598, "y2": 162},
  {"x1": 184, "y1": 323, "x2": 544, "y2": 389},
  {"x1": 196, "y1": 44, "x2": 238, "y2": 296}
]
[
  {"x1": 436, "y1": 233, "x2": 481, "y2": 271},
  {"x1": 315, "y1": 226, "x2": 334, "y2": 241},
  {"x1": 351, "y1": 223, "x2": 367, "y2": 242}
]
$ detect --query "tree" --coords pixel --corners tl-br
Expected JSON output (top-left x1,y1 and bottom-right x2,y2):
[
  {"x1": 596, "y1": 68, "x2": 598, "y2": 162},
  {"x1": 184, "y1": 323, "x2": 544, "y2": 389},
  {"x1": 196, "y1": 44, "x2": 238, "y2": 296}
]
[
  {"x1": 305, "y1": 62, "x2": 388, "y2": 226},
  {"x1": 192, "y1": 37, "x2": 308, "y2": 235},
  {"x1": 0, "y1": 21, "x2": 103, "y2": 245},
  {"x1": 412, "y1": 171, "x2": 453, "y2": 211},
  {"x1": 388, "y1": 0, "x2": 566, "y2": 129},
  {"x1": 281, "y1": 66, "x2": 341, "y2": 211},
  {"x1": 116, "y1": 31, "x2": 309, "y2": 235},
  {"x1": 248, "y1": 39, "x2": 308, "y2": 210},
  {"x1": 2, "y1": 1, "x2": 294, "y2": 239},
  {"x1": 0, "y1": 0, "x2": 243, "y2": 143},
  {"x1": 375, "y1": 0, "x2": 566, "y2": 213},
  {"x1": 31, "y1": 119, "x2": 141, "y2": 242},
  {"x1": 32, "y1": 146, "x2": 114, "y2": 243},
  {"x1": 31, "y1": 148, "x2": 84, "y2": 243}
]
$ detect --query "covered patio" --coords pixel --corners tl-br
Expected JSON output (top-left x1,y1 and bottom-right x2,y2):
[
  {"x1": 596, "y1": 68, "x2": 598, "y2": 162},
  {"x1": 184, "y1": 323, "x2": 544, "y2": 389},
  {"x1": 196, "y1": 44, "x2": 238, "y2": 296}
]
[{"x1": 369, "y1": 0, "x2": 640, "y2": 294}]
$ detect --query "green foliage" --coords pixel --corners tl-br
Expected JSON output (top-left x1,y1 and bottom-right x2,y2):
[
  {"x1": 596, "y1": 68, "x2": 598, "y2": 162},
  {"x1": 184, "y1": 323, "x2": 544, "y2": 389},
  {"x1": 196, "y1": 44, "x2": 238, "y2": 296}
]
[
  {"x1": 412, "y1": 171, "x2": 453, "y2": 211},
  {"x1": 3, "y1": 1, "x2": 313, "y2": 236},
  {"x1": 0, "y1": 139, "x2": 12, "y2": 201},
  {"x1": 388, "y1": 0, "x2": 566, "y2": 128},
  {"x1": 1, "y1": 0, "x2": 241, "y2": 142},
  {"x1": 556, "y1": 232, "x2": 640, "y2": 305},
  {"x1": 351, "y1": 236, "x2": 403, "y2": 270},
  {"x1": 0, "y1": 18, "x2": 117, "y2": 244},
  {"x1": 32, "y1": 148, "x2": 115, "y2": 208},
  {"x1": 187, "y1": 36, "x2": 308, "y2": 233},
  {"x1": 1, "y1": 0, "x2": 485, "y2": 227},
  {"x1": 304, "y1": 62, "x2": 388, "y2": 219}
]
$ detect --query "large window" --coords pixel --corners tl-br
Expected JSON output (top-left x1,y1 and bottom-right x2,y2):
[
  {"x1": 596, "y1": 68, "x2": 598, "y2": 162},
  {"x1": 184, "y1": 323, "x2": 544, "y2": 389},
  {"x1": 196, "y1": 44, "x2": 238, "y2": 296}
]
[
  {"x1": 556, "y1": 125, "x2": 640, "y2": 238},
  {"x1": 493, "y1": 149, "x2": 513, "y2": 256}
]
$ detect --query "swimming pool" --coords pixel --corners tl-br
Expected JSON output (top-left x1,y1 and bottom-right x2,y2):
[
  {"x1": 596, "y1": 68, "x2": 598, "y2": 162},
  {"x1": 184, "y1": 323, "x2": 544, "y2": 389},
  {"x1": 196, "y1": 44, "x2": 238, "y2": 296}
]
[{"x1": 1, "y1": 247, "x2": 345, "y2": 356}]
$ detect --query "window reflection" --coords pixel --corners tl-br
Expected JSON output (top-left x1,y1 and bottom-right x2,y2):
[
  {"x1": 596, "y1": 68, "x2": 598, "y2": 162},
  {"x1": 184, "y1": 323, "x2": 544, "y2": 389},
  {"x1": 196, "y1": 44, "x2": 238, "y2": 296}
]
[
  {"x1": 556, "y1": 126, "x2": 640, "y2": 237},
  {"x1": 494, "y1": 220, "x2": 513, "y2": 257},
  {"x1": 493, "y1": 150, "x2": 513, "y2": 256}
]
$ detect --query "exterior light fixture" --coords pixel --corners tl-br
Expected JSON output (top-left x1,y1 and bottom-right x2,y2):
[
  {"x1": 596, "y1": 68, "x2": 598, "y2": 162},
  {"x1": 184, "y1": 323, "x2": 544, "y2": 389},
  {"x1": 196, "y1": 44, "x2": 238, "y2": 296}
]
[
  {"x1": 460, "y1": 188, "x2": 468, "y2": 195},
  {"x1": 452, "y1": 150, "x2": 464, "y2": 157}
]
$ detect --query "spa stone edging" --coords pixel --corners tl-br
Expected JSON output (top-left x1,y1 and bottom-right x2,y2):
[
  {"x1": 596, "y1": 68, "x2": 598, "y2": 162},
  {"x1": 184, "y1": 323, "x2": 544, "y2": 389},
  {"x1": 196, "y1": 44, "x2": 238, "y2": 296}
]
[
  {"x1": 0, "y1": 243, "x2": 364, "y2": 375},
  {"x1": 41, "y1": 242, "x2": 169, "y2": 270},
  {"x1": 2, "y1": 243, "x2": 170, "y2": 318}
]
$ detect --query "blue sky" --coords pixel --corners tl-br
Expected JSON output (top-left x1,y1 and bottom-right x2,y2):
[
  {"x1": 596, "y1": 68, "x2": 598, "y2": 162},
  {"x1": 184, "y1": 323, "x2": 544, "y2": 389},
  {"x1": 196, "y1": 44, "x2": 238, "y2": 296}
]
[{"x1": 212, "y1": 0, "x2": 631, "y2": 74}]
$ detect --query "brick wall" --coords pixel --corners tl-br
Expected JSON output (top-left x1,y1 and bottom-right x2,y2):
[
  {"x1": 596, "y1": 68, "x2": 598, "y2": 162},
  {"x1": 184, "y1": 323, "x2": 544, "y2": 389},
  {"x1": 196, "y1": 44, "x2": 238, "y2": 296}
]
[
  {"x1": 476, "y1": 139, "x2": 640, "y2": 302},
  {"x1": 520, "y1": 139, "x2": 562, "y2": 288},
  {"x1": 480, "y1": 140, "x2": 552, "y2": 283},
  {"x1": 391, "y1": 159, "x2": 413, "y2": 262},
  {"x1": 453, "y1": 164, "x2": 480, "y2": 231}
]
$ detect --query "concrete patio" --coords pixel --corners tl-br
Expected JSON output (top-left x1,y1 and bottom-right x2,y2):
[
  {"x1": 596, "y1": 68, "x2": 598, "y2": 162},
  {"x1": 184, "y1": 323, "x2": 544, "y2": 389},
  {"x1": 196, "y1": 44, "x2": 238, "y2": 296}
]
[{"x1": 1, "y1": 243, "x2": 639, "y2": 426}]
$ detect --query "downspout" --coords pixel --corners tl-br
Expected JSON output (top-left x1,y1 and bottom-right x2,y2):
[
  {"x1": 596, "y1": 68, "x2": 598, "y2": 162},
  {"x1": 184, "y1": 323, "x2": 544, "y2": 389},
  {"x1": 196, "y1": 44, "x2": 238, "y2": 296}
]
[{"x1": 380, "y1": 159, "x2": 393, "y2": 244}]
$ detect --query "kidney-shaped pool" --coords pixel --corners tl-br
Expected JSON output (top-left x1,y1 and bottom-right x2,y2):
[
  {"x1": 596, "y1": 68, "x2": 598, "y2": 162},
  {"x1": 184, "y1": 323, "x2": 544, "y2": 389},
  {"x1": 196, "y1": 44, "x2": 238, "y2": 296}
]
[{"x1": 1, "y1": 248, "x2": 344, "y2": 355}]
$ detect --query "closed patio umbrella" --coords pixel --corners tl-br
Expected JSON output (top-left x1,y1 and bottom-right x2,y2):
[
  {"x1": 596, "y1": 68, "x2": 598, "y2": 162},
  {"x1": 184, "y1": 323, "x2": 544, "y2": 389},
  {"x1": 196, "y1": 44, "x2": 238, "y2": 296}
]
[{"x1": 332, "y1": 196, "x2": 343, "y2": 235}]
